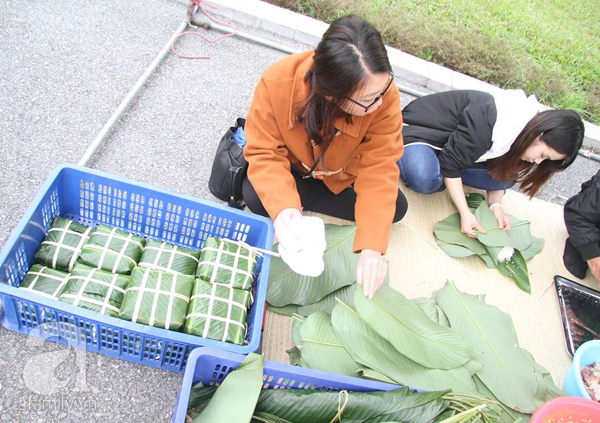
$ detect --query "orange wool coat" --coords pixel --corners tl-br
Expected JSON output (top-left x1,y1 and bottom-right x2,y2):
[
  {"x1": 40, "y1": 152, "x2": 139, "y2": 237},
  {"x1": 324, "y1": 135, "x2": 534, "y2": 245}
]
[{"x1": 244, "y1": 51, "x2": 404, "y2": 254}]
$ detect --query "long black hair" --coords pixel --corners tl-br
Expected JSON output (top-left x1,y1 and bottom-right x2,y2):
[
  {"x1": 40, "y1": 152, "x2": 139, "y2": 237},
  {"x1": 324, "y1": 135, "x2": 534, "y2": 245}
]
[
  {"x1": 297, "y1": 16, "x2": 392, "y2": 156},
  {"x1": 488, "y1": 109, "x2": 584, "y2": 197}
]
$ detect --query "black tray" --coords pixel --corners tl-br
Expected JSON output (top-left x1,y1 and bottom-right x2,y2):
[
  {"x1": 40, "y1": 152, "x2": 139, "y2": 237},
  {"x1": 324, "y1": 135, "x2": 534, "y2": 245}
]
[{"x1": 554, "y1": 275, "x2": 600, "y2": 357}]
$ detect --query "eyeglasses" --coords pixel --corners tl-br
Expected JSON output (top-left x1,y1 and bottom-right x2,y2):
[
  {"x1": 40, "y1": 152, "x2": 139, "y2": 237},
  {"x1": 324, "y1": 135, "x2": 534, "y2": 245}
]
[{"x1": 343, "y1": 72, "x2": 395, "y2": 112}]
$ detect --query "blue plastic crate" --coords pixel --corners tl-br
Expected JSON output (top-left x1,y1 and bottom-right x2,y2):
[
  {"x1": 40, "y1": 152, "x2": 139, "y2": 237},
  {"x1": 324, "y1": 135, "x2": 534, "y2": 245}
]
[
  {"x1": 172, "y1": 347, "x2": 398, "y2": 422},
  {"x1": 0, "y1": 164, "x2": 274, "y2": 372}
]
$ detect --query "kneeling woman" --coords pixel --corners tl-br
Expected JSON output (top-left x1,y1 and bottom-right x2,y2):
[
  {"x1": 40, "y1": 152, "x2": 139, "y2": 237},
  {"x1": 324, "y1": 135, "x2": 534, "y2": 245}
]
[
  {"x1": 398, "y1": 89, "x2": 584, "y2": 237},
  {"x1": 242, "y1": 15, "x2": 407, "y2": 298}
]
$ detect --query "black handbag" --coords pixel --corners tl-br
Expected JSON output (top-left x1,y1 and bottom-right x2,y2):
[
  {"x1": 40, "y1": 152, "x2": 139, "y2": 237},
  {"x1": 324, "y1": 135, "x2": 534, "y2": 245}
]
[
  {"x1": 209, "y1": 118, "x2": 247, "y2": 209},
  {"x1": 209, "y1": 118, "x2": 325, "y2": 210}
]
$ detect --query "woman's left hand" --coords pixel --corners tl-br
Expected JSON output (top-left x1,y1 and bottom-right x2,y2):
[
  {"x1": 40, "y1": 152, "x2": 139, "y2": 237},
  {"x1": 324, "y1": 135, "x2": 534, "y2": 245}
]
[
  {"x1": 491, "y1": 206, "x2": 511, "y2": 231},
  {"x1": 357, "y1": 249, "x2": 388, "y2": 299}
]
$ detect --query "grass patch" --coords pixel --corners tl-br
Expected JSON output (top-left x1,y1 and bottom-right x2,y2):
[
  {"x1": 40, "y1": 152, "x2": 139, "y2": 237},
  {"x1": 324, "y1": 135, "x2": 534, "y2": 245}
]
[{"x1": 266, "y1": 0, "x2": 600, "y2": 124}]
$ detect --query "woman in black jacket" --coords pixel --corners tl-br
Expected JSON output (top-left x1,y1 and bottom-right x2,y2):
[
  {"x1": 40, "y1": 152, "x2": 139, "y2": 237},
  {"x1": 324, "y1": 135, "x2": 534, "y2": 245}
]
[
  {"x1": 399, "y1": 89, "x2": 584, "y2": 238},
  {"x1": 564, "y1": 170, "x2": 600, "y2": 284}
]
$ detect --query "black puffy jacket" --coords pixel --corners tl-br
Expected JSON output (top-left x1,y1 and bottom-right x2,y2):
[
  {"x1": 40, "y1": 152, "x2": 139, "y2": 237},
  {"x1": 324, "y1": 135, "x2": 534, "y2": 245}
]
[
  {"x1": 564, "y1": 170, "x2": 600, "y2": 261},
  {"x1": 402, "y1": 90, "x2": 497, "y2": 178}
]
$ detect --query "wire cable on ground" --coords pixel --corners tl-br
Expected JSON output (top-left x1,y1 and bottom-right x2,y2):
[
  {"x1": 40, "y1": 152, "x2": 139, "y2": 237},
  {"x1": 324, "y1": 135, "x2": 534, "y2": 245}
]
[{"x1": 171, "y1": 0, "x2": 236, "y2": 59}]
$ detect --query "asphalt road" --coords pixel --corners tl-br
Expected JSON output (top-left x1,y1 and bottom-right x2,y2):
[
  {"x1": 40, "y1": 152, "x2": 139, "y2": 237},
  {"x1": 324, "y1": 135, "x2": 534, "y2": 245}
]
[{"x1": 0, "y1": 1, "x2": 598, "y2": 422}]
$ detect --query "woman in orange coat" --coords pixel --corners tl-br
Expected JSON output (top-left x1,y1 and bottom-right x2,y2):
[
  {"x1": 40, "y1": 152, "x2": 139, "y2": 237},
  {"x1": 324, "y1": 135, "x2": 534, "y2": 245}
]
[{"x1": 242, "y1": 15, "x2": 407, "y2": 298}]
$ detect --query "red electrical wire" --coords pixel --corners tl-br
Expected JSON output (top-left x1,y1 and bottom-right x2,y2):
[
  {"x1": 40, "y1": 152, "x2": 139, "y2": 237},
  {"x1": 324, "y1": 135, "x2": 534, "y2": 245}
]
[{"x1": 171, "y1": 0, "x2": 236, "y2": 59}]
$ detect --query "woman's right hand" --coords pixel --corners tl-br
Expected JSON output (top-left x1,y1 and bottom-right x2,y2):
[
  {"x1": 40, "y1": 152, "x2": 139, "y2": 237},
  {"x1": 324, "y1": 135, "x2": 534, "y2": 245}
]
[
  {"x1": 460, "y1": 211, "x2": 486, "y2": 238},
  {"x1": 274, "y1": 208, "x2": 304, "y2": 253}
]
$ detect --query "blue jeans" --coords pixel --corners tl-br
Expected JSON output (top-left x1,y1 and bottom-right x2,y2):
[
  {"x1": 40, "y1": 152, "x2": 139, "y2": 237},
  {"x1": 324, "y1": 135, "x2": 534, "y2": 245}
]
[{"x1": 397, "y1": 144, "x2": 515, "y2": 193}]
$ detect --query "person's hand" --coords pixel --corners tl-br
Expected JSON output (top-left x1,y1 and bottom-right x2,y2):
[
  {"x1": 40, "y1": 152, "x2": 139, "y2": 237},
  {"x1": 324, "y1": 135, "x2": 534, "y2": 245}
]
[
  {"x1": 490, "y1": 205, "x2": 511, "y2": 231},
  {"x1": 274, "y1": 208, "x2": 303, "y2": 253},
  {"x1": 587, "y1": 256, "x2": 600, "y2": 283},
  {"x1": 460, "y1": 211, "x2": 486, "y2": 238},
  {"x1": 356, "y1": 249, "x2": 387, "y2": 299}
]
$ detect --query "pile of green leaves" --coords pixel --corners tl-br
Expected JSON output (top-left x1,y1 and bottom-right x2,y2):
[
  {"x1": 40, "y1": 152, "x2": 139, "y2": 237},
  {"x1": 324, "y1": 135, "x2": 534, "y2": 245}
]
[
  {"x1": 434, "y1": 194, "x2": 544, "y2": 293},
  {"x1": 187, "y1": 352, "x2": 503, "y2": 423},
  {"x1": 267, "y1": 225, "x2": 364, "y2": 316},
  {"x1": 290, "y1": 282, "x2": 564, "y2": 419}
]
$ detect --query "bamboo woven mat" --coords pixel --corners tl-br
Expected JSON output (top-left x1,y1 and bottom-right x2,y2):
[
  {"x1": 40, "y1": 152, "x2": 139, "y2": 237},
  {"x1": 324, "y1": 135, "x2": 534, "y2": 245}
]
[{"x1": 261, "y1": 183, "x2": 597, "y2": 388}]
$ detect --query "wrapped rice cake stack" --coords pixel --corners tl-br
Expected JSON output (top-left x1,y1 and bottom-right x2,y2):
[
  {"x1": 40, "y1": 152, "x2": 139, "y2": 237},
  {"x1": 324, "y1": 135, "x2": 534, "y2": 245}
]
[
  {"x1": 184, "y1": 279, "x2": 251, "y2": 344},
  {"x1": 19, "y1": 264, "x2": 70, "y2": 299},
  {"x1": 35, "y1": 216, "x2": 92, "y2": 272},
  {"x1": 138, "y1": 239, "x2": 200, "y2": 275},
  {"x1": 78, "y1": 224, "x2": 145, "y2": 275},
  {"x1": 196, "y1": 237, "x2": 257, "y2": 290},
  {"x1": 58, "y1": 264, "x2": 129, "y2": 317},
  {"x1": 119, "y1": 267, "x2": 194, "y2": 331}
]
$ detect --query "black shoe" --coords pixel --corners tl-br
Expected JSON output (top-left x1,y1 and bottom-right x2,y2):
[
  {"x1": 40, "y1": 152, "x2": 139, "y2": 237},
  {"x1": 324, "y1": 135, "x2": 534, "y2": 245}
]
[{"x1": 563, "y1": 238, "x2": 588, "y2": 279}]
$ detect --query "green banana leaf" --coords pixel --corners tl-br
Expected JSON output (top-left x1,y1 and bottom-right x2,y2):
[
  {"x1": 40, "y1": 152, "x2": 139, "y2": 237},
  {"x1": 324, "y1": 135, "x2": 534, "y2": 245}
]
[
  {"x1": 471, "y1": 375, "x2": 527, "y2": 423},
  {"x1": 520, "y1": 238, "x2": 544, "y2": 261},
  {"x1": 434, "y1": 214, "x2": 489, "y2": 257},
  {"x1": 288, "y1": 315, "x2": 310, "y2": 367},
  {"x1": 267, "y1": 225, "x2": 359, "y2": 307},
  {"x1": 436, "y1": 201, "x2": 541, "y2": 293},
  {"x1": 435, "y1": 281, "x2": 541, "y2": 413},
  {"x1": 187, "y1": 383, "x2": 218, "y2": 421},
  {"x1": 356, "y1": 368, "x2": 398, "y2": 385},
  {"x1": 477, "y1": 252, "x2": 497, "y2": 269},
  {"x1": 267, "y1": 303, "x2": 299, "y2": 316},
  {"x1": 466, "y1": 193, "x2": 486, "y2": 210},
  {"x1": 521, "y1": 349, "x2": 566, "y2": 402},
  {"x1": 298, "y1": 311, "x2": 361, "y2": 377},
  {"x1": 474, "y1": 202, "x2": 514, "y2": 247},
  {"x1": 287, "y1": 346, "x2": 303, "y2": 367},
  {"x1": 434, "y1": 234, "x2": 496, "y2": 269},
  {"x1": 411, "y1": 298, "x2": 450, "y2": 327},
  {"x1": 269, "y1": 282, "x2": 357, "y2": 317},
  {"x1": 435, "y1": 240, "x2": 477, "y2": 258},
  {"x1": 354, "y1": 286, "x2": 475, "y2": 370},
  {"x1": 292, "y1": 314, "x2": 304, "y2": 347},
  {"x1": 188, "y1": 377, "x2": 452, "y2": 423},
  {"x1": 331, "y1": 298, "x2": 476, "y2": 393},
  {"x1": 487, "y1": 246, "x2": 531, "y2": 293},
  {"x1": 193, "y1": 353, "x2": 264, "y2": 423},
  {"x1": 506, "y1": 216, "x2": 544, "y2": 260},
  {"x1": 270, "y1": 275, "x2": 391, "y2": 317},
  {"x1": 252, "y1": 411, "x2": 294, "y2": 422},
  {"x1": 254, "y1": 386, "x2": 448, "y2": 423}
]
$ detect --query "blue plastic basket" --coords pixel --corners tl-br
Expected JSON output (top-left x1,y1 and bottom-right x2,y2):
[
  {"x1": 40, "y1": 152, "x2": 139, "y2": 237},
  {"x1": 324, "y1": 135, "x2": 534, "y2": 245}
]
[
  {"x1": 172, "y1": 347, "x2": 398, "y2": 422},
  {"x1": 0, "y1": 164, "x2": 274, "y2": 372}
]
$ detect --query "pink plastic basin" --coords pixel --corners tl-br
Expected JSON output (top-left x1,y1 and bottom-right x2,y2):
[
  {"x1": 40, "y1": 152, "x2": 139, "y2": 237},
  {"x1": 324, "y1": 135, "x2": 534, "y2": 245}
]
[{"x1": 531, "y1": 397, "x2": 600, "y2": 423}]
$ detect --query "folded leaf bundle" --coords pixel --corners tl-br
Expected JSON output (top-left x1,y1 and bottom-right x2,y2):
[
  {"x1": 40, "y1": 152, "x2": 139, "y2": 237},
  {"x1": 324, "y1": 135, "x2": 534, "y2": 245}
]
[
  {"x1": 183, "y1": 279, "x2": 250, "y2": 344},
  {"x1": 196, "y1": 237, "x2": 257, "y2": 290},
  {"x1": 119, "y1": 267, "x2": 194, "y2": 330},
  {"x1": 77, "y1": 224, "x2": 145, "y2": 274},
  {"x1": 267, "y1": 225, "x2": 359, "y2": 307},
  {"x1": 58, "y1": 263, "x2": 129, "y2": 317},
  {"x1": 434, "y1": 196, "x2": 544, "y2": 293},
  {"x1": 138, "y1": 239, "x2": 200, "y2": 275},
  {"x1": 34, "y1": 216, "x2": 93, "y2": 272},
  {"x1": 19, "y1": 264, "x2": 70, "y2": 299}
]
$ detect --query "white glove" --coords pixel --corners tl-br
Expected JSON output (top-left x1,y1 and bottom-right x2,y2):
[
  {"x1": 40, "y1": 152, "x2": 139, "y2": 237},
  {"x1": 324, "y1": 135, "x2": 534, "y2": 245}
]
[
  {"x1": 274, "y1": 210, "x2": 326, "y2": 277},
  {"x1": 274, "y1": 208, "x2": 304, "y2": 254}
]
